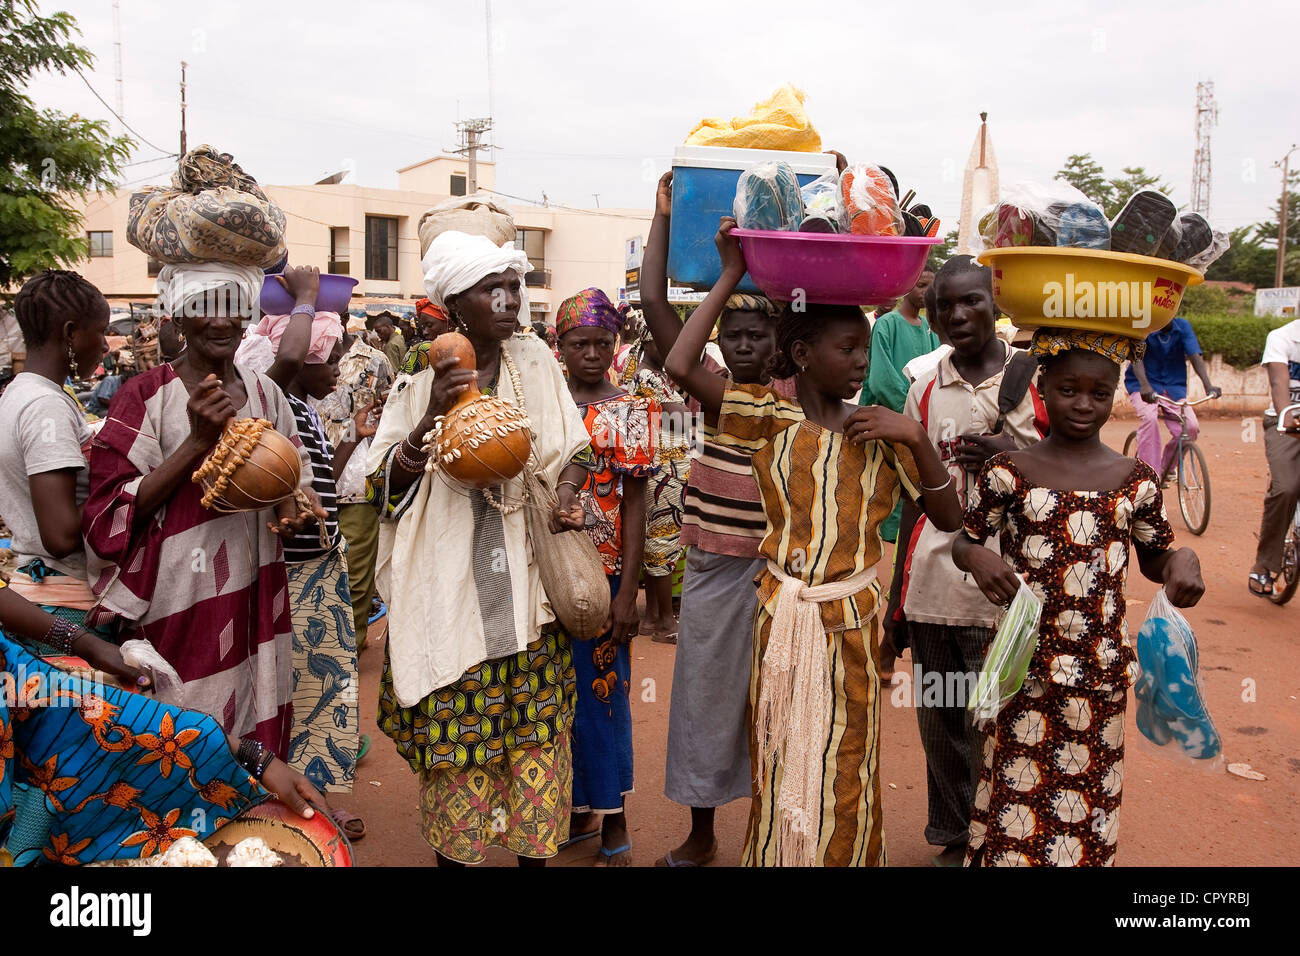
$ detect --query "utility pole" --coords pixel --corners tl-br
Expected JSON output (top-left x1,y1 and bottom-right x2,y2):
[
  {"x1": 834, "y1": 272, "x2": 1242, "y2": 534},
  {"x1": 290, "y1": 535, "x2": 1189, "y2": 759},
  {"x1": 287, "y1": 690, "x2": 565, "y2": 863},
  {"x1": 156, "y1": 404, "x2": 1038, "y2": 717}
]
[
  {"x1": 485, "y1": 0, "x2": 496, "y2": 162},
  {"x1": 453, "y1": 118, "x2": 493, "y2": 194},
  {"x1": 1275, "y1": 144, "x2": 1297, "y2": 289},
  {"x1": 112, "y1": 0, "x2": 125, "y2": 119},
  {"x1": 593, "y1": 194, "x2": 600, "y2": 208},
  {"x1": 179, "y1": 61, "x2": 188, "y2": 156}
]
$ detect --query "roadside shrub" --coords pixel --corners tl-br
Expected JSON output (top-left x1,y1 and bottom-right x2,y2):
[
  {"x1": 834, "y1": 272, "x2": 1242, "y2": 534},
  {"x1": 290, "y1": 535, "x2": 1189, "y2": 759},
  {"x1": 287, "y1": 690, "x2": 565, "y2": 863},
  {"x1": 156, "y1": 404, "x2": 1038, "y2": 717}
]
[{"x1": 1186, "y1": 315, "x2": 1292, "y2": 369}]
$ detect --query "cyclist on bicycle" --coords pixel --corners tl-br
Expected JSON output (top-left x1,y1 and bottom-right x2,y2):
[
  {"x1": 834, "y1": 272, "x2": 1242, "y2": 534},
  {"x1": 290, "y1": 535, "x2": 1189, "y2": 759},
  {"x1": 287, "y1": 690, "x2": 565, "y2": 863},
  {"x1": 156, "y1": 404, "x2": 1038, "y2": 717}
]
[
  {"x1": 1249, "y1": 317, "x2": 1300, "y2": 598},
  {"x1": 1125, "y1": 316, "x2": 1220, "y2": 478}
]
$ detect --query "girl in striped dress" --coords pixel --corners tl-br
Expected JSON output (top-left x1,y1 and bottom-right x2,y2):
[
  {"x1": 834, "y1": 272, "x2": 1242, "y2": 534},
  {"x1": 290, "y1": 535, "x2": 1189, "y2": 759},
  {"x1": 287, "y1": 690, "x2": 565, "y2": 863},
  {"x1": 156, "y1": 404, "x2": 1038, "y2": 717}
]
[{"x1": 664, "y1": 219, "x2": 964, "y2": 866}]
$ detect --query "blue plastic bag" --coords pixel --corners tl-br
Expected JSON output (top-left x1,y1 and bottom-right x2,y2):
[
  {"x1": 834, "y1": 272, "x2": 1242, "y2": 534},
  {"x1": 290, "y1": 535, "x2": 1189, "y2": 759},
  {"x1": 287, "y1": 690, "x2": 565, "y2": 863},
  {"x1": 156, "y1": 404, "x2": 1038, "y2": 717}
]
[
  {"x1": 733, "y1": 161, "x2": 804, "y2": 232},
  {"x1": 1133, "y1": 588, "x2": 1223, "y2": 770}
]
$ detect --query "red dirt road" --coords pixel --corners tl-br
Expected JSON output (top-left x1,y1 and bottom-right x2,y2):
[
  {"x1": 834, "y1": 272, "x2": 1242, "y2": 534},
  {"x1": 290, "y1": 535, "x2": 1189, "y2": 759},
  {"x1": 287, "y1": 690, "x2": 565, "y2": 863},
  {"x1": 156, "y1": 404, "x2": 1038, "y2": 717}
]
[{"x1": 333, "y1": 418, "x2": 1298, "y2": 867}]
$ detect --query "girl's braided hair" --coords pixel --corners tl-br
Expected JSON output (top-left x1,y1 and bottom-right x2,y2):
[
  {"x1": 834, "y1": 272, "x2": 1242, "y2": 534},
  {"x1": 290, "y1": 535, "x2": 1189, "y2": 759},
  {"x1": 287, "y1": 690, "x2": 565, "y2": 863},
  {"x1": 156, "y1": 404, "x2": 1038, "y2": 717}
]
[
  {"x1": 14, "y1": 269, "x2": 106, "y2": 349},
  {"x1": 768, "y1": 302, "x2": 868, "y2": 379}
]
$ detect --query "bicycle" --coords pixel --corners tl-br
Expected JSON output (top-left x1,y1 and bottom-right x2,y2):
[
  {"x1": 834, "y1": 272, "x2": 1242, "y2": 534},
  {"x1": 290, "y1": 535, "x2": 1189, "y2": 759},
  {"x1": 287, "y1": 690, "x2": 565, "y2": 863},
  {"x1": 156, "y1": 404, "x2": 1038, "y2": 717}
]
[
  {"x1": 1266, "y1": 404, "x2": 1300, "y2": 606},
  {"x1": 1122, "y1": 394, "x2": 1217, "y2": 535}
]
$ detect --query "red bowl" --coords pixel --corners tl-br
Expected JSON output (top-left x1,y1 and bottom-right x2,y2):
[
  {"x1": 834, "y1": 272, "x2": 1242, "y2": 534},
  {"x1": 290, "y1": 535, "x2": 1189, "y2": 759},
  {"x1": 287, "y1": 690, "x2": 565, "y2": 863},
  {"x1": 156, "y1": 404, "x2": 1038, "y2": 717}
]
[
  {"x1": 208, "y1": 798, "x2": 354, "y2": 867},
  {"x1": 732, "y1": 228, "x2": 939, "y2": 306}
]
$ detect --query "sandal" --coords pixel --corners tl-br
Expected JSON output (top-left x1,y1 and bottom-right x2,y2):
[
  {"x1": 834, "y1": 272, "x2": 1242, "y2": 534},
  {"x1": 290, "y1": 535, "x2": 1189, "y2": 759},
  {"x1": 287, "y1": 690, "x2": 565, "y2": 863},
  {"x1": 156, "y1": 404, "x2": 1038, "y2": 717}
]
[
  {"x1": 593, "y1": 843, "x2": 632, "y2": 867},
  {"x1": 656, "y1": 842, "x2": 717, "y2": 867},
  {"x1": 651, "y1": 630, "x2": 678, "y2": 645},
  {"x1": 356, "y1": 734, "x2": 371, "y2": 764},
  {"x1": 1248, "y1": 571, "x2": 1276, "y2": 597},
  {"x1": 331, "y1": 808, "x2": 367, "y2": 842}
]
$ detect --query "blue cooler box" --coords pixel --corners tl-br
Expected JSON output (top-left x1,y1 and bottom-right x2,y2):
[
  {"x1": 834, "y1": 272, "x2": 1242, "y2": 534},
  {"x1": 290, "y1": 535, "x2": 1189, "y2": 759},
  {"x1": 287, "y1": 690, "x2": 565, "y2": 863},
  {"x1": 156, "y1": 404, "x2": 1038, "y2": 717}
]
[{"x1": 669, "y1": 145, "x2": 837, "y2": 293}]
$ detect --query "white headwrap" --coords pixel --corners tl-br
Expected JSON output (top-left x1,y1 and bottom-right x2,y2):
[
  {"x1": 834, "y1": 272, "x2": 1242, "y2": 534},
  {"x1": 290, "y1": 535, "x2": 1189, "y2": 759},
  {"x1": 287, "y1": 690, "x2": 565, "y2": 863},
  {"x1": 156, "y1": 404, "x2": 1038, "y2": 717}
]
[
  {"x1": 421, "y1": 231, "x2": 531, "y2": 321},
  {"x1": 156, "y1": 262, "x2": 265, "y2": 318}
]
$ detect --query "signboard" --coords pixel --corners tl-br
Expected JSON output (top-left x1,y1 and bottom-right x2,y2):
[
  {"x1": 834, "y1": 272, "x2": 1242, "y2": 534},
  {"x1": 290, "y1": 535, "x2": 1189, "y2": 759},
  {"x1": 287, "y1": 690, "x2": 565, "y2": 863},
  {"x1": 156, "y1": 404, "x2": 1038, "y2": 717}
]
[
  {"x1": 625, "y1": 268, "x2": 640, "y2": 293},
  {"x1": 625, "y1": 236, "x2": 644, "y2": 270},
  {"x1": 1255, "y1": 287, "x2": 1300, "y2": 318}
]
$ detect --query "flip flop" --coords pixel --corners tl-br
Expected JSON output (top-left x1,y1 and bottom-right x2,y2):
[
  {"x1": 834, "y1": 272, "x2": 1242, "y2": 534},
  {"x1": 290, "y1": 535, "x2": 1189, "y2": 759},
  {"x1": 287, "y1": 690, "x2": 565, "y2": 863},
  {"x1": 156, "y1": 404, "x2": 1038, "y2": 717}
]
[
  {"x1": 367, "y1": 601, "x2": 388, "y2": 625},
  {"x1": 559, "y1": 825, "x2": 602, "y2": 851},
  {"x1": 331, "y1": 808, "x2": 366, "y2": 842},
  {"x1": 1248, "y1": 571, "x2": 1275, "y2": 597},
  {"x1": 356, "y1": 734, "x2": 371, "y2": 764},
  {"x1": 656, "y1": 843, "x2": 717, "y2": 867},
  {"x1": 651, "y1": 631, "x2": 678, "y2": 645},
  {"x1": 594, "y1": 843, "x2": 632, "y2": 867}
]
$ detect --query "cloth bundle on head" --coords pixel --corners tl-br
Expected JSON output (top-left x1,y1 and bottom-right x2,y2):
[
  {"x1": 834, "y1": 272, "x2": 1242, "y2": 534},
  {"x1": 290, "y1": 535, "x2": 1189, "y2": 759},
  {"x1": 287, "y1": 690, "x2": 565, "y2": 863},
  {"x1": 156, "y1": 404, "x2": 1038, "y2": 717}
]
[
  {"x1": 421, "y1": 231, "x2": 531, "y2": 312},
  {"x1": 724, "y1": 293, "x2": 779, "y2": 317},
  {"x1": 1028, "y1": 327, "x2": 1145, "y2": 365},
  {"x1": 156, "y1": 262, "x2": 264, "y2": 318},
  {"x1": 555, "y1": 288, "x2": 622, "y2": 339}
]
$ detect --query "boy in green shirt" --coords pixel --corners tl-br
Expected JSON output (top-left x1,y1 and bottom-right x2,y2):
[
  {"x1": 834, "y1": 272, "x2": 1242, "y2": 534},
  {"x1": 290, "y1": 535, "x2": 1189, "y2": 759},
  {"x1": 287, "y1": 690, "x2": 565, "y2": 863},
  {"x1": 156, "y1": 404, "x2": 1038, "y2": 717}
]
[{"x1": 860, "y1": 270, "x2": 937, "y2": 541}]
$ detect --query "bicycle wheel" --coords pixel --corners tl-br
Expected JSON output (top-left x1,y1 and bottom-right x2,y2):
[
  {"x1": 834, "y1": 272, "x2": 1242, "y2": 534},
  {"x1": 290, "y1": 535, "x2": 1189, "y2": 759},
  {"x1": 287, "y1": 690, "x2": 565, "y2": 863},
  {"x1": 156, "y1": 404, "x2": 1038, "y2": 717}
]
[
  {"x1": 1271, "y1": 524, "x2": 1299, "y2": 606},
  {"x1": 1177, "y1": 442, "x2": 1211, "y2": 535},
  {"x1": 1122, "y1": 430, "x2": 1138, "y2": 457}
]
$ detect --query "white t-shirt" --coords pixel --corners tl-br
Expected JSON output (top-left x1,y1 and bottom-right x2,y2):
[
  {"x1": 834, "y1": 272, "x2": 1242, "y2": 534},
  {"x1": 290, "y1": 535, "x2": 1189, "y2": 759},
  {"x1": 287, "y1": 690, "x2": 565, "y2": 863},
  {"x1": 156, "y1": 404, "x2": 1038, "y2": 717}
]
[
  {"x1": 0, "y1": 373, "x2": 92, "y2": 577},
  {"x1": 1261, "y1": 319, "x2": 1300, "y2": 417}
]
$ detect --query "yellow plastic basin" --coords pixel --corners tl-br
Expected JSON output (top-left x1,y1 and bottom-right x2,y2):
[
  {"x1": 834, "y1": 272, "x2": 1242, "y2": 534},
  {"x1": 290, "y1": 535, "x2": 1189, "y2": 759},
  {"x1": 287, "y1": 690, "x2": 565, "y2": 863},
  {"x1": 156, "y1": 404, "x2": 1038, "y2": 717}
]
[{"x1": 976, "y1": 247, "x2": 1203, "y2": 336}]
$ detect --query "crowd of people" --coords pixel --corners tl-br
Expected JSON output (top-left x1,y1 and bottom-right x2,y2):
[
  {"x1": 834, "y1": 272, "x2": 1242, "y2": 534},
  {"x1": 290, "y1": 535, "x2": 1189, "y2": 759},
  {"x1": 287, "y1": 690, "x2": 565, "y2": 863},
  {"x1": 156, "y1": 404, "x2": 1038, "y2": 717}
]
[{"x1": 0, "y1": 168, "x2": 1297, "y2": 868}]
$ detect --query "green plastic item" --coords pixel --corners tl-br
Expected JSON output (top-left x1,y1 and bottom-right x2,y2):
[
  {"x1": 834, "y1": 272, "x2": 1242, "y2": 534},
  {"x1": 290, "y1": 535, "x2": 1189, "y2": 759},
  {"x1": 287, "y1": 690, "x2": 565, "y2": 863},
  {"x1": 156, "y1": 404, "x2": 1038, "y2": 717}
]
[{"x1": 969, "y1": 579, "x2": 1042, "y2": 724}]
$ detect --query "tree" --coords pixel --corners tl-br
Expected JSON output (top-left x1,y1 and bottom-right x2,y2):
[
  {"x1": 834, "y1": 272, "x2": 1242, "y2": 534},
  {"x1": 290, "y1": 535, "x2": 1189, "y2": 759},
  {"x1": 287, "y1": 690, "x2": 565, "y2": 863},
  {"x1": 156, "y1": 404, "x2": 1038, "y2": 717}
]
[
  {"x1": 926, "y1": 228, "x2": 959, "y2": 271},
  {"x1": 0, "y1": 0, "x2": 133, "y2": 296},
  {"x1": 1057, "y1": 154, "x2": 1114, "y2": 211},
  {"x1": 1250, "y1": 169, "x2": 1300, "y2": 286},
  {"x1": 1205, "y1": 227, "x2": 1279, "y2": 289},
  {"x1": 1105, "y1": 166, "x2": 1172, "y2": 220}
]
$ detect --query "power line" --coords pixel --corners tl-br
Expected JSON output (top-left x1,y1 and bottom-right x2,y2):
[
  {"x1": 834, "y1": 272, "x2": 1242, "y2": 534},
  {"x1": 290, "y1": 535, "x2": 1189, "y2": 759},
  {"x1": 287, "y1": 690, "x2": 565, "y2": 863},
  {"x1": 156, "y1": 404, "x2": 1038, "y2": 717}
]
[{"x1": 73, "y1": 68, "x2": 172, "y2": 154}]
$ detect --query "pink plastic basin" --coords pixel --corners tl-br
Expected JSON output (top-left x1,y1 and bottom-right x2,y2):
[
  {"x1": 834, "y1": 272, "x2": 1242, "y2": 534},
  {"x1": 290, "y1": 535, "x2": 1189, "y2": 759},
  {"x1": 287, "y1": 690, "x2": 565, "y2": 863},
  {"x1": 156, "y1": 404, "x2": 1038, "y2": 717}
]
[
  {"x1": 261, "y1": 273, "x2": 358, "y2": 315},
  {"x1": 731, "y1": 228, "x2": 940, "y2": 306}
]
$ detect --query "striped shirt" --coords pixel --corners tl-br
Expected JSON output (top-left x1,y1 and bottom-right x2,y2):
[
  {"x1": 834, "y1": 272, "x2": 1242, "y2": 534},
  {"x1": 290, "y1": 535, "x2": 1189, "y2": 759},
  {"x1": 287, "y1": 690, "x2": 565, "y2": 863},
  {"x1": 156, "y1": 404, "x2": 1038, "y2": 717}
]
[
  {"x1": 679, "y1": 359, "x2": 797, "y2": 558},
  {"x1": 715, "y1": 382, "x2": 922, "y2": 629},
  {"x1": 284, "y1": 394, "x2": 340, "y2": 563}
]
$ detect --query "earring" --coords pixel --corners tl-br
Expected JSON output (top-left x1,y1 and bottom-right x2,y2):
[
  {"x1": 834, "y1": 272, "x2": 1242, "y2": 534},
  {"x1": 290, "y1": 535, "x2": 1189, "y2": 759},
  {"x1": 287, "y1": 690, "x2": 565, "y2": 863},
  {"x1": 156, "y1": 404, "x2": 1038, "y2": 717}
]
[{"x1": 67, "y1": 341, "x2": 78, "y2": 374}]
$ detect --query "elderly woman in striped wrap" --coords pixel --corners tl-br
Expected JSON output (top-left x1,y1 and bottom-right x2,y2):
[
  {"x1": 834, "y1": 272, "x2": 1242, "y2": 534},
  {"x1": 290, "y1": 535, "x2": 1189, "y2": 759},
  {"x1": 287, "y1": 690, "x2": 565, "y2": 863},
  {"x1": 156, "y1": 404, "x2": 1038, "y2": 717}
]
[{"x1": 665, "y1": 219, "x2": 962, "y2": 866}]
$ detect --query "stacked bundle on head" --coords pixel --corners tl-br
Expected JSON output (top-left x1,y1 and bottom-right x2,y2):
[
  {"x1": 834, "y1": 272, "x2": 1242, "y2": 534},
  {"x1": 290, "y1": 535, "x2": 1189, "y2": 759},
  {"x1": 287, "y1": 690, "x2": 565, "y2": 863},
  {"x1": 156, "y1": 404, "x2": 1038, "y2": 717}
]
[
  {"x1": 975, "y1": 180, "x2": 1227, "y2": 337},
  {"x1": 418, "y1": 194, "x2": 516, "y2": 259},
  {"x1": 126, "y1": 145, "x2": 287, "y2": 269}
]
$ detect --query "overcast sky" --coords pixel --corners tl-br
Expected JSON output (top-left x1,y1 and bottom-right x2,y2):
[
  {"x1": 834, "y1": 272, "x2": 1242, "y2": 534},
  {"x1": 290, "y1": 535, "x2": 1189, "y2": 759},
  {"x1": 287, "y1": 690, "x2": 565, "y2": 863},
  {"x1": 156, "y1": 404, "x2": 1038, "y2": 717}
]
[{"x1": 24, "y1": 0, "x2": 1300, "y2": 237}]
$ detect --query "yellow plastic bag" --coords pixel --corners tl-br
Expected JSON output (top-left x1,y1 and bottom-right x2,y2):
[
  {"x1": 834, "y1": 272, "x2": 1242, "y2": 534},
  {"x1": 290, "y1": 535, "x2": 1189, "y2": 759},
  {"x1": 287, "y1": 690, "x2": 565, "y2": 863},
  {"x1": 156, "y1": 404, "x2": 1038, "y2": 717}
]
[{"x1": 684, "y1": 85, "x2": 821, "y2": 152}]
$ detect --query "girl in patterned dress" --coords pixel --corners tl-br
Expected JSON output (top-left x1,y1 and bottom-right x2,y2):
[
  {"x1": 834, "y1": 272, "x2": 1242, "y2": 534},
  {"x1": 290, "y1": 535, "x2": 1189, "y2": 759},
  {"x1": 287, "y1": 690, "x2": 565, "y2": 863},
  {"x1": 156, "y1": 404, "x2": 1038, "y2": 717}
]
[
  {"x1": 557, "y1": 288, "x2": 658, "y2": 866},
  {"x1": 953, "y1": 329, "x2": 1205, "y2": 866},
  {"x1": 665, "y1": 220, "x2": 964, "y2": 866}
]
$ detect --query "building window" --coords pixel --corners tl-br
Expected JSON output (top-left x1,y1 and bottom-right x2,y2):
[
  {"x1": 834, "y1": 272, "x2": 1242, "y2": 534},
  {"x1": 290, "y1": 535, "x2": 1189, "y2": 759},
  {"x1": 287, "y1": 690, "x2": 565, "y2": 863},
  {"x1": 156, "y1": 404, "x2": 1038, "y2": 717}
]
[
  {"x1": 330, "y1": 227, "x2": 350, "y2": 275},
  {"x1": 365, "y1": 216, "x2": 399, "y2": 281},
  {"x1": 514, "y1": 229, "x2": 548, "y2": 288},
  {"x1": 146, "y1": 256, "x2": 162, "y2": 278},
  {"x1": 87, "y1": 231, "x2": 113, "y2": 257},
  {"x1": 450, "y1": 173, "x2": 467, "y2": 196}
]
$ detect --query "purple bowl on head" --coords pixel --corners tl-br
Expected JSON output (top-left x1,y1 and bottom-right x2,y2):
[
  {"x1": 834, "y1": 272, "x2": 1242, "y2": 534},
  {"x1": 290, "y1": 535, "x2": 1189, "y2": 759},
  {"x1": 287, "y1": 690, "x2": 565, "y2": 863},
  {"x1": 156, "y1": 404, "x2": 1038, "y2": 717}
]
[{"x1": 261, "y1": 274, "x2": 358, "y2": 315}]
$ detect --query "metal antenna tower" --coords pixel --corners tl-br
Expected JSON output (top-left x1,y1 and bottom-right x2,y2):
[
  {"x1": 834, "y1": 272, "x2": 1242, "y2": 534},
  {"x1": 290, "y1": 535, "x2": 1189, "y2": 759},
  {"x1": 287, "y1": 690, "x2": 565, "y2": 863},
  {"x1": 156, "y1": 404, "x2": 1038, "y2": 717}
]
[{"x1": 1191, "y1": 81, "x2": 1218, "y2": 217}]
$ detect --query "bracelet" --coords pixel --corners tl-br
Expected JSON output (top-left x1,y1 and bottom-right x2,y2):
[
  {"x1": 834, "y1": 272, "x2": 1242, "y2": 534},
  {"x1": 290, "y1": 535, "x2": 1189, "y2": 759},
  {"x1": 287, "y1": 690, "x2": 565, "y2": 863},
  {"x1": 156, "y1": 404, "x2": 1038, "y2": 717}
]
[
  {"x1": 235, "y1": 738, "x2": 264, "y2": 776},
  {"x1": 921, "y1": 475, "x2": 954, "y2": 493},
  {"x1": 290, "y1": 303, "x2": 316, "y2": 319},
  {"x1": 394, "y1": 438, "x2": 428, "y2": 473},
  {"x1": 43, "y1": 618, "x2": 78, "y2": 656},
  {"x1": 253, "y1": 747, "x2": 277, "y2": 781},
  {"x1": 557, "y1": 479, "x2": 582, "y2": 493}
]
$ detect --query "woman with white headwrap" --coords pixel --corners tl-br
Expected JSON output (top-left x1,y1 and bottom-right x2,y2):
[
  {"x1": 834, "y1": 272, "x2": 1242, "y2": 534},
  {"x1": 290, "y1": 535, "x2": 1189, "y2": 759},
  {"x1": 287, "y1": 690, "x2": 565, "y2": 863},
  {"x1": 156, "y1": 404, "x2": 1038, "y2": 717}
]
[
  {"x1": 83, "y1": 263, "x2": 320, "y2": 756},
  {"x1": 366, "y1": 231, "x2": 593, "y2": 867}
]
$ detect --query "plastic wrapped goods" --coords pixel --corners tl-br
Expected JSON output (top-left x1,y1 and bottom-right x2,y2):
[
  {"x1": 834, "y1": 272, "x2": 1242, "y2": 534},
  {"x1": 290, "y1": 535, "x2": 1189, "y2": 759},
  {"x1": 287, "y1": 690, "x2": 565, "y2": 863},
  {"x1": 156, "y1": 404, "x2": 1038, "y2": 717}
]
[
  {"x1": 685, "y1": 84, "x2": 821, "y2": 152},
  {"x1": 841, "y1": 164, "x2": 903, "y2": 236},
  {"x1": 1109, "y1": 189, "x2": 1178, "y2": 257},
  {"x1": 126, "y1": 145, "x2": 286, "y2": 268},
  {"x1": 968, "y1": 579, "x2": 1042, "y2": 725},
  {"x1": 733, "y1": 161, "x2": 805, "y2": 231},
  {"x1": 799, "y1": 171, "x2": 849, "y2": 233},
  {"x1": 1134, "y1": 588, "x2": 1223, "y2": 770},
  {"x1": 980, "y1": 180, "x2": 1108, "y2": 250}
]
